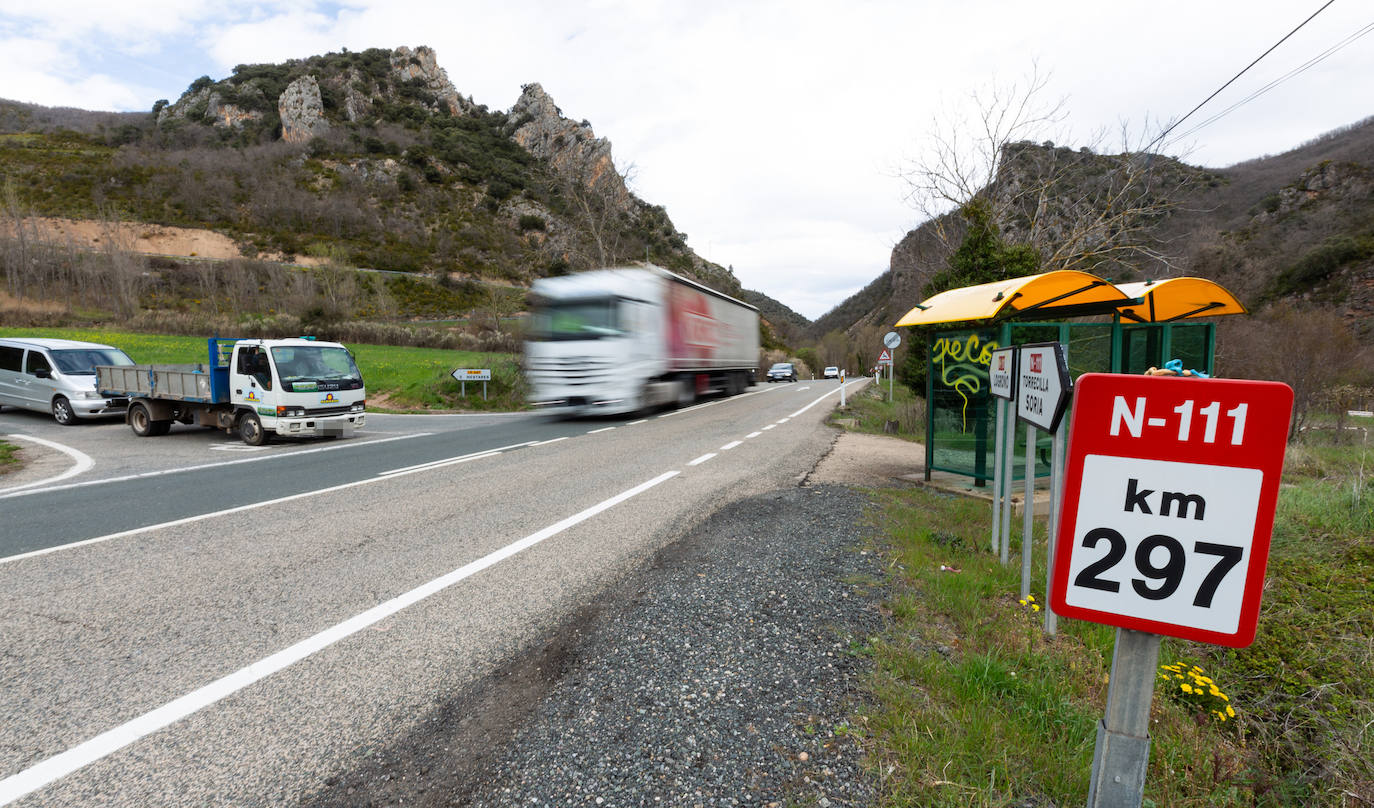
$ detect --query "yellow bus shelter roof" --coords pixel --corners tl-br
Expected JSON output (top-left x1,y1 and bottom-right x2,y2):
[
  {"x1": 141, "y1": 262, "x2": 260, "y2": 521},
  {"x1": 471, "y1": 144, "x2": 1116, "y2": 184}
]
[
  {"x1": 1114, "y1": 277, "x2": 1248, "y2": 322},
  {"x1": 893, "y1": 270, "x2": 1129, "y2": 327}
]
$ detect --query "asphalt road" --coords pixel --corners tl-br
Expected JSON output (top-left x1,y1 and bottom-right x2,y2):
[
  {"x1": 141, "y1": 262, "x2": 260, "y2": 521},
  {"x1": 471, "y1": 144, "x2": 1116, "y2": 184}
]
[{"x1": 0, "y1": 379, "x2": 864, "y2": 807}]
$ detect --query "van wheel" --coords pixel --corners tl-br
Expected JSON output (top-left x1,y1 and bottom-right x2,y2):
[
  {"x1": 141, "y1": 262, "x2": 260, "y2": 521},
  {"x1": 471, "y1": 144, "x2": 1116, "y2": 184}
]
[
  {"x1": 52, "y1": 396, "x2": 77, "y2": 425},
  {"x1": 238, "y1": 412, "x2": 267, "y2": 446}
]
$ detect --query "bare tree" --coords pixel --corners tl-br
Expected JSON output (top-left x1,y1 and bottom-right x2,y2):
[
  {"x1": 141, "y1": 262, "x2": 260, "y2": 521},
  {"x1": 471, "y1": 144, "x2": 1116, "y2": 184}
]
[
  {"x1": 565, "y1": 158, "x2": 637, "y2": 267},
  {"x1": 899, "y1": 65, "x2": 1196, "y2": 283}
]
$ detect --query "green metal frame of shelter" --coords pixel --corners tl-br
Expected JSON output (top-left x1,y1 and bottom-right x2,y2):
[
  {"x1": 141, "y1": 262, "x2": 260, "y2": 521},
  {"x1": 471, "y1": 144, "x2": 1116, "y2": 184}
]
[
  {"x1": 893, "y1": 272, "x2": 1246, "y2": 485},
  {"x1": 922, "y1": 318, "x2": 1216, "y2": 484}
]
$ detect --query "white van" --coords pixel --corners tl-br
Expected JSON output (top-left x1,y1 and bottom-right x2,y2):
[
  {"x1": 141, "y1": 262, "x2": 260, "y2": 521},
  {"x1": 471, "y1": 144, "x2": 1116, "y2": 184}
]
[{"x1": 0, "y1": 338, "x2": 136, "y2": 424}]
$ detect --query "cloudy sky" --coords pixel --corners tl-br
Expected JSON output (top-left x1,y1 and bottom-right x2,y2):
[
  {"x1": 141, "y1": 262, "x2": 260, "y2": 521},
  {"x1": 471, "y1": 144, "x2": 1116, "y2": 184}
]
[{"x1": 1, "y1": 1, "x2": 1371, "y2": 319}]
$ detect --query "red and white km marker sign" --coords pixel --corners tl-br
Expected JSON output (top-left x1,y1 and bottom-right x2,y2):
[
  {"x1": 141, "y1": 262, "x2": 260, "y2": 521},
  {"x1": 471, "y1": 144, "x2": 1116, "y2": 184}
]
[{"x1": 1050, "y1": 373, "x2": 1293, "y2": 647}]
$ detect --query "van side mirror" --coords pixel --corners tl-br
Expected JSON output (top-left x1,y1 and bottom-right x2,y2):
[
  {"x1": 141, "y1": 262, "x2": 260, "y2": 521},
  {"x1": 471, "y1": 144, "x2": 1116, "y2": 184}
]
[{"x1": 33, "y1": 368, "x2": 52, "y2": 379}]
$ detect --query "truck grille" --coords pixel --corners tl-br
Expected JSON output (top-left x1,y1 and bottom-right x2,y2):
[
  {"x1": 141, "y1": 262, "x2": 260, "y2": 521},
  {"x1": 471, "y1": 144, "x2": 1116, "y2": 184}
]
[
  {"x1": 305, "y1": 405, "x2": 355, "y2": 416},
  {"x1": 527, "y1": 356, "x2": 618, "y2": 387}
]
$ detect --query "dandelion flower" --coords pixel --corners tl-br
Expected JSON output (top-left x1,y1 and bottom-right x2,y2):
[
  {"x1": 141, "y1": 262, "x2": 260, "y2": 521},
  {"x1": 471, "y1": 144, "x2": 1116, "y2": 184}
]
[
  {"x1": 1032, "y1": 604, "x2": 1041, "y2": 612},
  {"x1": 1181, "y1": 684, "x2": 1194, "y2": 694},
  {"x1": 1226, "y1": 706, "x2": 1235, "y2": 717}
]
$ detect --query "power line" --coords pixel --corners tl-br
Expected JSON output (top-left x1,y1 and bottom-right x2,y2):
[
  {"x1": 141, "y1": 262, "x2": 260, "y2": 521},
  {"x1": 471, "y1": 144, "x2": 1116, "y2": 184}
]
[
  {"x1": 1171, "y1": 18, "x2": 1374, "y2": 143},
  {"x1": 1146, "y1": 0, "x2": 1337, "y2": 154}
]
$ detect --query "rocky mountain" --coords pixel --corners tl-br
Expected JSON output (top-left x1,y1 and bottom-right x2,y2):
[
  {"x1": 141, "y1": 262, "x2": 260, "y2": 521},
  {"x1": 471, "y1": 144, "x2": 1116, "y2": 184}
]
[
  {"x1": 1, "y1": 45, "x2": 802, "y2": 337},
  {"x1": 812, "y1": 118, "x2": 1374, "y2": 341}
]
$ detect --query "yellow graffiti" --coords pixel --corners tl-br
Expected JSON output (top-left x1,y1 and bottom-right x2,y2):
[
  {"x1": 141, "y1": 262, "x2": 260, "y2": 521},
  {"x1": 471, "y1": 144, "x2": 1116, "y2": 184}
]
[{"x1": 932, "y1": 334, "x2": 999, "y2": 431}]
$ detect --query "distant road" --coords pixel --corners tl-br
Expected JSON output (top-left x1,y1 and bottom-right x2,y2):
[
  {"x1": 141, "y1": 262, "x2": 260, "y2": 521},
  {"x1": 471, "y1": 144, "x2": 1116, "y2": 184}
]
[{"x1": 0, "y1": 379, "x2": 864, "y2": 807}]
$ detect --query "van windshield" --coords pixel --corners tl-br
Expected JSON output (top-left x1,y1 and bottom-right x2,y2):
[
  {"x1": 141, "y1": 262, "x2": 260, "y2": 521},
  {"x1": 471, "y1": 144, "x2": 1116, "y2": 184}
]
[
  {"x1": 529, "y1": 298, "x2": 623, "y2": 341},
  {"x1": 50, "y1": 349, "x2": 135, "y2": 375}
]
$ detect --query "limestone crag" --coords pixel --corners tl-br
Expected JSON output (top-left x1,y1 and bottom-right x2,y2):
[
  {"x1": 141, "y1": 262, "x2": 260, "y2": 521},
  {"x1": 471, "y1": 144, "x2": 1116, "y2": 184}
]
[
  {"x1": 389, "y1": 45, "x2": 469, "y2": 117},
  {"x1": 279, "y1": 76, "x2": 328, "y2": 144},
  {"x1": 510, "y1": 83, "x2": 627, "y2": 205}
]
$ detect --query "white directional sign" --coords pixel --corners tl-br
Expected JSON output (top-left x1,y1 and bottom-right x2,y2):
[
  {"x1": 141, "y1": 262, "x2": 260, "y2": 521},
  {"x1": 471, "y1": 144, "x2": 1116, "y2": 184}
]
[
  {"x1": 989, "y1": 346, "x2": 1016, "y2": 401},
  {"x1": 1050, "y1": 373, "x2": 1293, "y2": 647},
  {"x1": 452, "y1": 368, "x2": 491, "y2": 381},
  {"x1": 1015, "y1": 342, "x2": 1070, "y2": 432}
]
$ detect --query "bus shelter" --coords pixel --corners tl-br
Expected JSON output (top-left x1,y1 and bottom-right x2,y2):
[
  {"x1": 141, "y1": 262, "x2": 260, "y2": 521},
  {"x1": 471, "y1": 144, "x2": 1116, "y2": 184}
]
[{"x1": 893, "y1": 272, "x2": 1247, "y2": 484}]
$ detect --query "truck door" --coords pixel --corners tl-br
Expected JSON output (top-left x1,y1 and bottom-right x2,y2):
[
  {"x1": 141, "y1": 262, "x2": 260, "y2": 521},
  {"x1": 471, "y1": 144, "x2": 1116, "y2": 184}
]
[{"x1": 231, "y1": 344, "x2": 277, "y2": 412}]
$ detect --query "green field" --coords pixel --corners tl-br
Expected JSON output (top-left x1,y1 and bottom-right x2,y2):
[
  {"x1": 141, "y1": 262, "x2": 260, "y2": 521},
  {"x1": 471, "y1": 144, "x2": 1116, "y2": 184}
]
[{"x1": 0, "y1": 327, "x2": 526, "y2": 412}]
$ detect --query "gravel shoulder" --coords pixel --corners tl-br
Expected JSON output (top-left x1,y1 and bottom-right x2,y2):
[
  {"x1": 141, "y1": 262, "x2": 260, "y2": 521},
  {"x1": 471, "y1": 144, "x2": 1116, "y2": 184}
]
[{"x1": 301, "y1": 432, "x2": 917, "y2": 807}]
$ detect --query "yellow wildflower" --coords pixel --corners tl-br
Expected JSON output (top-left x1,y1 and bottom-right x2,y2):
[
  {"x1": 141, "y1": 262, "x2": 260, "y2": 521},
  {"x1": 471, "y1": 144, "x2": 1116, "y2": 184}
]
[
  {"x1": 1181, "y1": 684, "x2": 1194, "y2": 694},
  {"x1": 1226, "y1": 706, "x2": 1235, "y2": 717}
]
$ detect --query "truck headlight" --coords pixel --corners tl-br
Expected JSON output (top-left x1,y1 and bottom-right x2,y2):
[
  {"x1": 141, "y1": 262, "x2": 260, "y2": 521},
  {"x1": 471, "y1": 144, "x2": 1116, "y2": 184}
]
[
  {"x1": 350, "y1": 401, "x2": 365, "y2": 413},
  {"x1": 276, "y1": 406, "x2": 306, "y2": 417}
]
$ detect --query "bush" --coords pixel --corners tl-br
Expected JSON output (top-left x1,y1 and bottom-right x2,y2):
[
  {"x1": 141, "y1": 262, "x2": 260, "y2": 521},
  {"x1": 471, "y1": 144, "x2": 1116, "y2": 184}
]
[{"x1": 517, "y1": 214, "x2": 546, "y2": 232}]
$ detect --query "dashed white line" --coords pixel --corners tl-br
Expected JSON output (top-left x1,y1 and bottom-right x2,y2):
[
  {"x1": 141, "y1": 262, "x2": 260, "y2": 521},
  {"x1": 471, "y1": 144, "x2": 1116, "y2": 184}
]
[
  {"x1": 586, "y1": 427, "x2": 616, "y2": 434},
  {"x1": 625, "y1": 419, "x2": 647, "y2": 426},
  {"x1": 745, "y1": 431, "x2": 762, "y2": 439},
  {"x1": 687, "y1": 452, "x2": 716, "y2": 466},
  {"x1": 719, "y1": 441, "x2": 742, "y2": 451},
  {"x1": 529, "y1": 436, "x2": 569, "y2": 447},
  {"x1": 0, "y1": 470, "x2": 681, "y2": 806},
  {"x1": 762, "y1": 424, "x2": 777, "y2": 431}
]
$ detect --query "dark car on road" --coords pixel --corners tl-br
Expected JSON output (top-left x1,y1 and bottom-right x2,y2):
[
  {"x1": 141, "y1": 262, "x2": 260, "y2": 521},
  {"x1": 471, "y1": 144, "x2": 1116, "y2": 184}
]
[{"x1": 766, "y1": 362, "x2": 798, "y2": 382}]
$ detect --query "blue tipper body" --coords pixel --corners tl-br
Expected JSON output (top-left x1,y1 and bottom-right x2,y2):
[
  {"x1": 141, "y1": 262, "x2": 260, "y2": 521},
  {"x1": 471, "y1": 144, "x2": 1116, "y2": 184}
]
[{"x1": 206, "y1": 338, "x2": 238, "y2": 403}]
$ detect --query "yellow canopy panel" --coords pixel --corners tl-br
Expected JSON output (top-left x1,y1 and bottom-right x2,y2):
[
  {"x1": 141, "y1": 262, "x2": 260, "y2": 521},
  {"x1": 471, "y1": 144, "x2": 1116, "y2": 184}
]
[
  {"x1": 894, "y1": 270, "x2": 1129, "y2": 327},
  {"x1": 1115, "y1": 277, "x2": 1248, "y2": 322}
]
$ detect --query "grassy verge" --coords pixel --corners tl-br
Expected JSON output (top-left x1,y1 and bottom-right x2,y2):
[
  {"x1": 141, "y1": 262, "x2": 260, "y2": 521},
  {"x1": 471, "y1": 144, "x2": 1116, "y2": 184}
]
[
  {"x1": 0, "y1": 327, "x2": 527, "y2": 412},
  {"x1": 831, "y1": 379, "x2": 926, "y2": 442},
  {"x1": 861, "y1": 434, "x2": 1372, "y2": 806},
  {"x1": 0, "y1": 439, "x2": 18, "y2": 474}
]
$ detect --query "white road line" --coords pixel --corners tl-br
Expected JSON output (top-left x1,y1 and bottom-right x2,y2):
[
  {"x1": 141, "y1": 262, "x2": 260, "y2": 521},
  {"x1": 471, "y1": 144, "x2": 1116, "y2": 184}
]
[
  {"x1": 586, "y1": 427, "x2": 616, "y2": 434},
  {"x1": 776, "y1": 418, "x2": 790, "y2": 424},
  {"x1": 530, "y1": 436, "x2": 569, "y2": 447},
  {"x1": 798, "y1": 386, "x2": 811, "y2": 391},
  {"x1": 0, "y1": 435, "x2": 94, "y2": 494},
  {"x1": 745, "y1": 431, "x2": 762, "y2": 439},
  {"x1": 0, "y1": 433, "x2": 433, "y2": 500},
  {"x1": 762, "y1": 424, "x2": 777, "y2": 431},
  {"x1": 719, "y1": 441, "x2": 742, "y2": 451},
  {"x1": 625, "y1": 419, "x2": 647, "y2": 426},
  {"x1": 0, "y1": 443, "x2": 507, "y2": 566},
  {"x1": 0, "y1": 470, "x2": 681, "y2": 806},
  {"x1": 687, "y1": 453, "x2": 716, "y2": 466},
  {"x1": 787, "y1": 382, "x2": 857, "y2": 418},
  {"x1": 377, "y1": 451, "x2": 499, "y2": 476}
]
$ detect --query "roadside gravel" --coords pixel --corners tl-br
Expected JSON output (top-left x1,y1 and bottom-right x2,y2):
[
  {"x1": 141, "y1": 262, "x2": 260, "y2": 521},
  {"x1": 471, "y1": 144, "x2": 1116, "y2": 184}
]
[{"x1": 304, "y1": 481, "x2": 891, "y2": 807}]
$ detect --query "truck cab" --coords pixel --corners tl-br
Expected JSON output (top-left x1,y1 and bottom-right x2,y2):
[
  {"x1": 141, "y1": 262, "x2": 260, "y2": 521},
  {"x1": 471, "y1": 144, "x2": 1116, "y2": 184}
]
[{"x1": 226, "y1": 339, "x2": 366, "y2": 443}]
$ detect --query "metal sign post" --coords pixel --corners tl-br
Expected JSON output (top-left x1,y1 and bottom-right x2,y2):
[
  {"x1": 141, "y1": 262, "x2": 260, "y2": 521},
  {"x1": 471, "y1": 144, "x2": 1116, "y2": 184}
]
[
  {"x1": 1015, "y1": 342, "x2": 1071, "y2": 621},
  {"x1": 988, "y1": 347, "x2": 1017, "y2": 559},
  {"x1": 451, "y1": 368, "x2": 492, "y2": 401},
  {"x1": 1052, "y1": 373, "x2": 1294, "y2": 807},
  {"x1": 883, "y1": 332, "x2": 901, "y2": 403}
]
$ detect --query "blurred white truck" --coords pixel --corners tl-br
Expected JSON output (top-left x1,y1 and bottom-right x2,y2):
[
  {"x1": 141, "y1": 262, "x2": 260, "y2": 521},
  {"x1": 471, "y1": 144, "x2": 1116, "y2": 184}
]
[{"x1": 525, "y1": 266, "x2": 760, "y2": 416}]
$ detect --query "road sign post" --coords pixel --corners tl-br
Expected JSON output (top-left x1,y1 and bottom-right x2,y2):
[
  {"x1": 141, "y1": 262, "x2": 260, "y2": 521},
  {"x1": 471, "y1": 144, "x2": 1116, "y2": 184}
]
[
  {"x1": 451, "y1": 368, "x2": 492, "y2": 401},
  {"x1": 1052, "y1": 373, "x2": 1293, "y2": 807},
  {"x1": 1015, "y1": 342, "x2": 1070, "y2": 618},
  {"x1": 883, "y1": 332, "x2": 901, "y2": 403},
  {"x1": 988, "y1": 347, "x2": 1017, "y2": 559}
]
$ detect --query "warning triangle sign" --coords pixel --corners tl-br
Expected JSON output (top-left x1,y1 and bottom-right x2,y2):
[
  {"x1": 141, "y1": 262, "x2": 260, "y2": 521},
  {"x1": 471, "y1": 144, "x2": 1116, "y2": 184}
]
[{"x1": 878, "y1": 348, "x2": 892, "y2": 363}]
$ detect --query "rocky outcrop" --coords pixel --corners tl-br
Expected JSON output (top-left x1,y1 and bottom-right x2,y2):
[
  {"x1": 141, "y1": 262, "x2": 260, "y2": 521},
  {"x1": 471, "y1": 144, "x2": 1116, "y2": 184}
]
[
  {"x1": 390, "y1": 45, "x2": 469, "y2": 117},
  {"x1": 279, "y1": 76, "x2": 328, "y2": 143},
  {"x1": 510, "y1": 83, "x2": 626, "y2": 204}
]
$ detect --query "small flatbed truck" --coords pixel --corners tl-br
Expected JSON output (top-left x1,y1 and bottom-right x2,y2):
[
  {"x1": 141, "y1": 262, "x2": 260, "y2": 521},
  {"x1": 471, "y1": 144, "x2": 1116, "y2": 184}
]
[{"x1": 97, "y1": 337, "x2": 366, "y2": 445}]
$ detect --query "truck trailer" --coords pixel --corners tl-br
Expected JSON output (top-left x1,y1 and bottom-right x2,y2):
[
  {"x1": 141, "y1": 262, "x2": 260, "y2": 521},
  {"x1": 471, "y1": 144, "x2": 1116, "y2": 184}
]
[
  {"x1": 97, "y1": 337, "x2": 366, "y2": 445},
  {"x1": 525, "y1": 266, "x2": 760, "y2": 416}
]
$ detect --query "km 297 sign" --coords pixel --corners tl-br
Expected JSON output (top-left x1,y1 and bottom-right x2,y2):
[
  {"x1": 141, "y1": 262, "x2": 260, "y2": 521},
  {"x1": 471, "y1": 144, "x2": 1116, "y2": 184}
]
[{"x1": 1049, "y1": 373, "x2": 1293, "y2": 647}]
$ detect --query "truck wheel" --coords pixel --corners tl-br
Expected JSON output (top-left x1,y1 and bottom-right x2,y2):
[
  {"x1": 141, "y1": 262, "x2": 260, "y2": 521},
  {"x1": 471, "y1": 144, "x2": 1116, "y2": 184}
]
[
  {"x1": 129, "y1": 403, "x2": 171, "y2": 437},
  {"x1": 238, "y1": 412, "x2": 267, "y2": 446},
  {"x1": 675, "y1": 379, "x2": 695, "y2": 408},
  {"x1": 52, "y1": 396, "x2": 77, "y2": 426}
]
